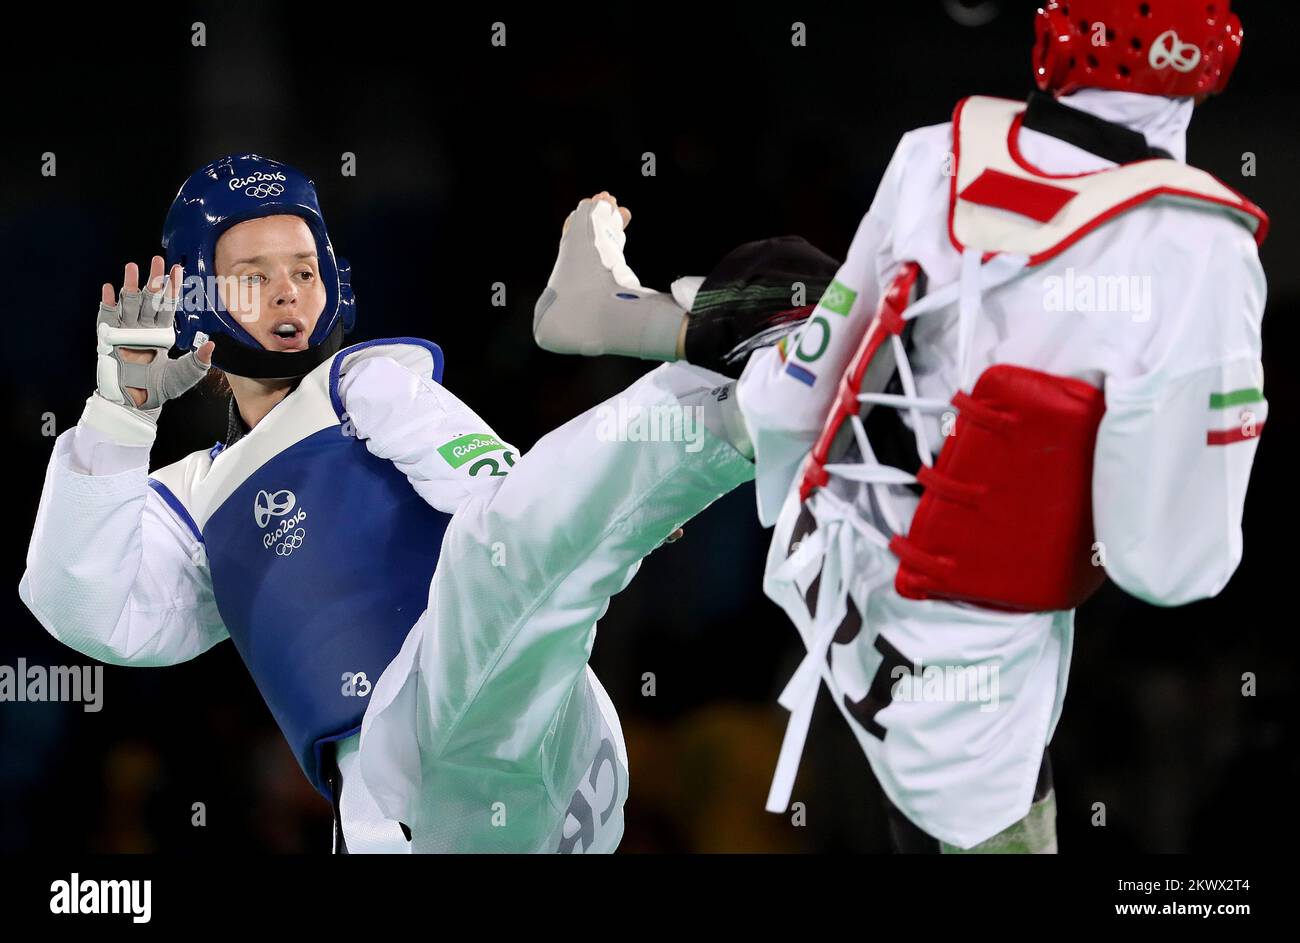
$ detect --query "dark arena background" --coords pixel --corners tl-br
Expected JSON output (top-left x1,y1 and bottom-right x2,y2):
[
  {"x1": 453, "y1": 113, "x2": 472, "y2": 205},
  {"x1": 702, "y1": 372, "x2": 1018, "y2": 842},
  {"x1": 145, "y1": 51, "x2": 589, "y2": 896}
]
[{"x1": 0, "y1": 0, "x2": 1295, "y2": 859}]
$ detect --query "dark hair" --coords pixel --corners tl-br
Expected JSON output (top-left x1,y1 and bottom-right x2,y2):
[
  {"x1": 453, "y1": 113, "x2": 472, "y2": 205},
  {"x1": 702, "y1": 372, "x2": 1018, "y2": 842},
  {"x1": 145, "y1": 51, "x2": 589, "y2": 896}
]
[{"x1": 201, "y1": 368, "x2": 233, "y2": 398}]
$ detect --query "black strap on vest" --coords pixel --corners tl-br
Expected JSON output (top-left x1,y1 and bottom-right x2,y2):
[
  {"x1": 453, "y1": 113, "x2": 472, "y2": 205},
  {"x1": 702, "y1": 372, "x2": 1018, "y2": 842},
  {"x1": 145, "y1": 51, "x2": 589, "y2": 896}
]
[
  {"x1": 321, "y1": 742, "x2": 414, "y2": 851},
  {"x1": 323, "y1": 744, "x2": 349, "y2": 855},
  {"x1": 1022, "y1": 90, "x2": 1173, "y2": 164}
]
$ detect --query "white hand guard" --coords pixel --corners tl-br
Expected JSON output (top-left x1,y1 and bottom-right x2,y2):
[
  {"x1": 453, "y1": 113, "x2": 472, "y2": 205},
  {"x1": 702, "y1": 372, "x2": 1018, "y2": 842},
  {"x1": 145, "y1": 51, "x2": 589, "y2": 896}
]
[
  {"x1": 533, "y1": 199, "x2": 685, "y2": 361},
  {"x1": 86, "y1": 277, "x2": 210, "y2": 445}
]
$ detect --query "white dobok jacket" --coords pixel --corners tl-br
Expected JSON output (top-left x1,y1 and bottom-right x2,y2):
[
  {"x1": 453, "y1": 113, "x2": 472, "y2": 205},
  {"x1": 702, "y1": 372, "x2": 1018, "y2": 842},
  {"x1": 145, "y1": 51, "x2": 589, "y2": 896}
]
[
  {"x1": 21, "y1": 341, "x2": 753, "y2": 852},
  {"x1": 734, "y1": 89, "x2": 1268, "y2": 847}
]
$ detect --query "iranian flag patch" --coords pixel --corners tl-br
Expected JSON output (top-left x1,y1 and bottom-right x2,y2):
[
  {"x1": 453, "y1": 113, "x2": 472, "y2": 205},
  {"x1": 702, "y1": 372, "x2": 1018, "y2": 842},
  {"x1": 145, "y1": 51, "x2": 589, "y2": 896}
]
[{"x1": 1207, "y1": 388, "x2": 1267, "y2": 446}]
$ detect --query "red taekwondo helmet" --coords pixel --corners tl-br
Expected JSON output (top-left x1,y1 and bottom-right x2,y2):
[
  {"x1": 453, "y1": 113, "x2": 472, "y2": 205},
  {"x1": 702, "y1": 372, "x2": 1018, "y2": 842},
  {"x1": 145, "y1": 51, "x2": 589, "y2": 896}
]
[{"x1": 1033, "y1": 0, "x2": 1244, "y2": 97}]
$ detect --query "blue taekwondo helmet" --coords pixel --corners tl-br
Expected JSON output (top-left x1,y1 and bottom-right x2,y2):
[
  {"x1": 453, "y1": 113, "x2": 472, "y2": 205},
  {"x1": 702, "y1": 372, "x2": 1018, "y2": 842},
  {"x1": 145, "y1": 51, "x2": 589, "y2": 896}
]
[{"x1": 162, "y1": 154, "x2": 357, "y2": 379}]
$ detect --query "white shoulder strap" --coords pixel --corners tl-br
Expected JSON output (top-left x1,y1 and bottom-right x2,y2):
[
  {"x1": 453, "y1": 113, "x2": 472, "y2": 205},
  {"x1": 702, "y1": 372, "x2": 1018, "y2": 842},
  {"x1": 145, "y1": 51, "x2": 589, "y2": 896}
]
[
  {"x1": 149, "y1": 448, "x2": 214, "y2": 523},
  {"x1": 949, "y1": 96, "x2": 1267, "y2": 264}
]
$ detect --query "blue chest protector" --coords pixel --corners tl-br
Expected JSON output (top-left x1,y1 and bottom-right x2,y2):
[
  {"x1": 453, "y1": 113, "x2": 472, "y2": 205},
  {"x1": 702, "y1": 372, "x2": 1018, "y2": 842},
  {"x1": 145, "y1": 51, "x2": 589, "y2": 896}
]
[{"x1": 196, "y1": 341, "x2": 451, "y2": 800}]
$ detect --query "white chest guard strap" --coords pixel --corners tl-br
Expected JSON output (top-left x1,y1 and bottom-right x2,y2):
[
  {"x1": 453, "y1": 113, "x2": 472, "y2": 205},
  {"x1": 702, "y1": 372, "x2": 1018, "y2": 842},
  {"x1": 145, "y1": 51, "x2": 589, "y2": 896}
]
[{"x1": 949, "y1": 96, "x2": 1268, "y2": 263}]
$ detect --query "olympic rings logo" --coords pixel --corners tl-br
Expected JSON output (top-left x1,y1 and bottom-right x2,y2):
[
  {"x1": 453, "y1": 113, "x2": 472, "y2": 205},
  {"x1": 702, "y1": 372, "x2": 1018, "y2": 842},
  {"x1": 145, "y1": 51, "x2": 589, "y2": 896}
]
[
  {"x1": 1149, "y1": 29, "x2": 1202, "y2": 74},
  {"x1": 275, "y1": 528, "x2": 306, "y2": 556},
  {"x1": 245, "y1": 182, "x2": 285, "y2": 199}
]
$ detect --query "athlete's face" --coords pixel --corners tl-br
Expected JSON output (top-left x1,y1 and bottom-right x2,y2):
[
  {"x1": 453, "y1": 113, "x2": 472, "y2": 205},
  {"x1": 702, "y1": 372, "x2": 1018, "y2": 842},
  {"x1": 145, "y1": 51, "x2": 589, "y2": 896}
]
[{"x1": 213, "y1": 215, "x2": 327, "y2": 352}]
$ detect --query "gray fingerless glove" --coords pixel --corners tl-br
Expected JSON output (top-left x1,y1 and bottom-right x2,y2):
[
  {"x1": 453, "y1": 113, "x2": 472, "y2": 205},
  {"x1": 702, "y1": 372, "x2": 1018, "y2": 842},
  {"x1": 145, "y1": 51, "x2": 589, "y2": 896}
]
[{"x1": 85, "y1": 278, "x2": 211, "y2": 444}]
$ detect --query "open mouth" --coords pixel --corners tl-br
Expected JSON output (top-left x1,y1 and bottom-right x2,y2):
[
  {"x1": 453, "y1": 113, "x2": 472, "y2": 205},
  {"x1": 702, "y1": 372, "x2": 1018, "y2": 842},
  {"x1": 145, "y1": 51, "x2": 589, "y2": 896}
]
[{"x1": 269, "y1": 319, "x2": 308, "y2": 350}]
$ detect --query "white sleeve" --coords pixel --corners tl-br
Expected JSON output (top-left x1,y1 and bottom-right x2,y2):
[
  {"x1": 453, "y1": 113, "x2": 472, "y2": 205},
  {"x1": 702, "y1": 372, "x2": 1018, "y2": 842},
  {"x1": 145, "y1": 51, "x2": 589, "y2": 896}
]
[
  {"x1": 367, "y1": 363, "x2": 753, "y2": 800},
  {"x1": 337, "y1": 355, "x2": 516, "y2": 514},
  {"x1": 19, "y1": 420, "x2": 227, "y2": 667},
  {"x1": 1093, "y1": 220, "x2": 1268, "y2": 606},
  {"x1": 736, "y1": 131, "x2": 914, "y2": 525}
]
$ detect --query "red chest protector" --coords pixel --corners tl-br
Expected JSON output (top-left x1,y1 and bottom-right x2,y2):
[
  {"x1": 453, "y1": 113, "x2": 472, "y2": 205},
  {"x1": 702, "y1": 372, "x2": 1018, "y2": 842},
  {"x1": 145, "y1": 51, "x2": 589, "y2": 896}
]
[{"x1": 799, "y1": 96, "x2": 1268, "y2": 612}]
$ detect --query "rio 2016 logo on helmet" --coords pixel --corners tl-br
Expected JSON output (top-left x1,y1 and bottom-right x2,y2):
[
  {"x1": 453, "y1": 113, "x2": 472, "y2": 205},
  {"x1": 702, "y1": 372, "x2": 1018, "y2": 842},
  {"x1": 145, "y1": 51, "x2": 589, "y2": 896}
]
[
  {"x1": 161, "y1": 154, "x2": 357, "y2": 380},
  {"x1": 1033, "y1": 0, "x2": 1243, "y2": 98}
]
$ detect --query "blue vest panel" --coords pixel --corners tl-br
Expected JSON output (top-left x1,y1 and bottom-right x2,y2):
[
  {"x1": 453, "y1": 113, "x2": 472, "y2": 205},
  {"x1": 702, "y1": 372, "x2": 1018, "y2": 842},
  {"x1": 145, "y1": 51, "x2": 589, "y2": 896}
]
[{"x1": 201, "y1": 424, "x2": 451, "y2": 800}]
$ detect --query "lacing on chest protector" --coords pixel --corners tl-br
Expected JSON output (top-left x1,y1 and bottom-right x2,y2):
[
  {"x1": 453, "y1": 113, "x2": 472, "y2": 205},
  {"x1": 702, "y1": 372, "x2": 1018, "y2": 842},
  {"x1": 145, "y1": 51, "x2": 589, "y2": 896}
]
[
  {"x1": 762, "y1": 92, "x2": 1269, "y2": 818},
  {"x1": 767, "y1": 252, "x2": 1022, "y2": 810}
]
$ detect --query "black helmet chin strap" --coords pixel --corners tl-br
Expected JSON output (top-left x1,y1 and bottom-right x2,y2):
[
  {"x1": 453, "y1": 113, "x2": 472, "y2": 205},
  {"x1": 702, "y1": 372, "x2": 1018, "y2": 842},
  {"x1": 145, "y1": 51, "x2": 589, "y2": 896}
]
[{"x1": 207, "y1": 319, "x2": 345, "y2": 380}]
